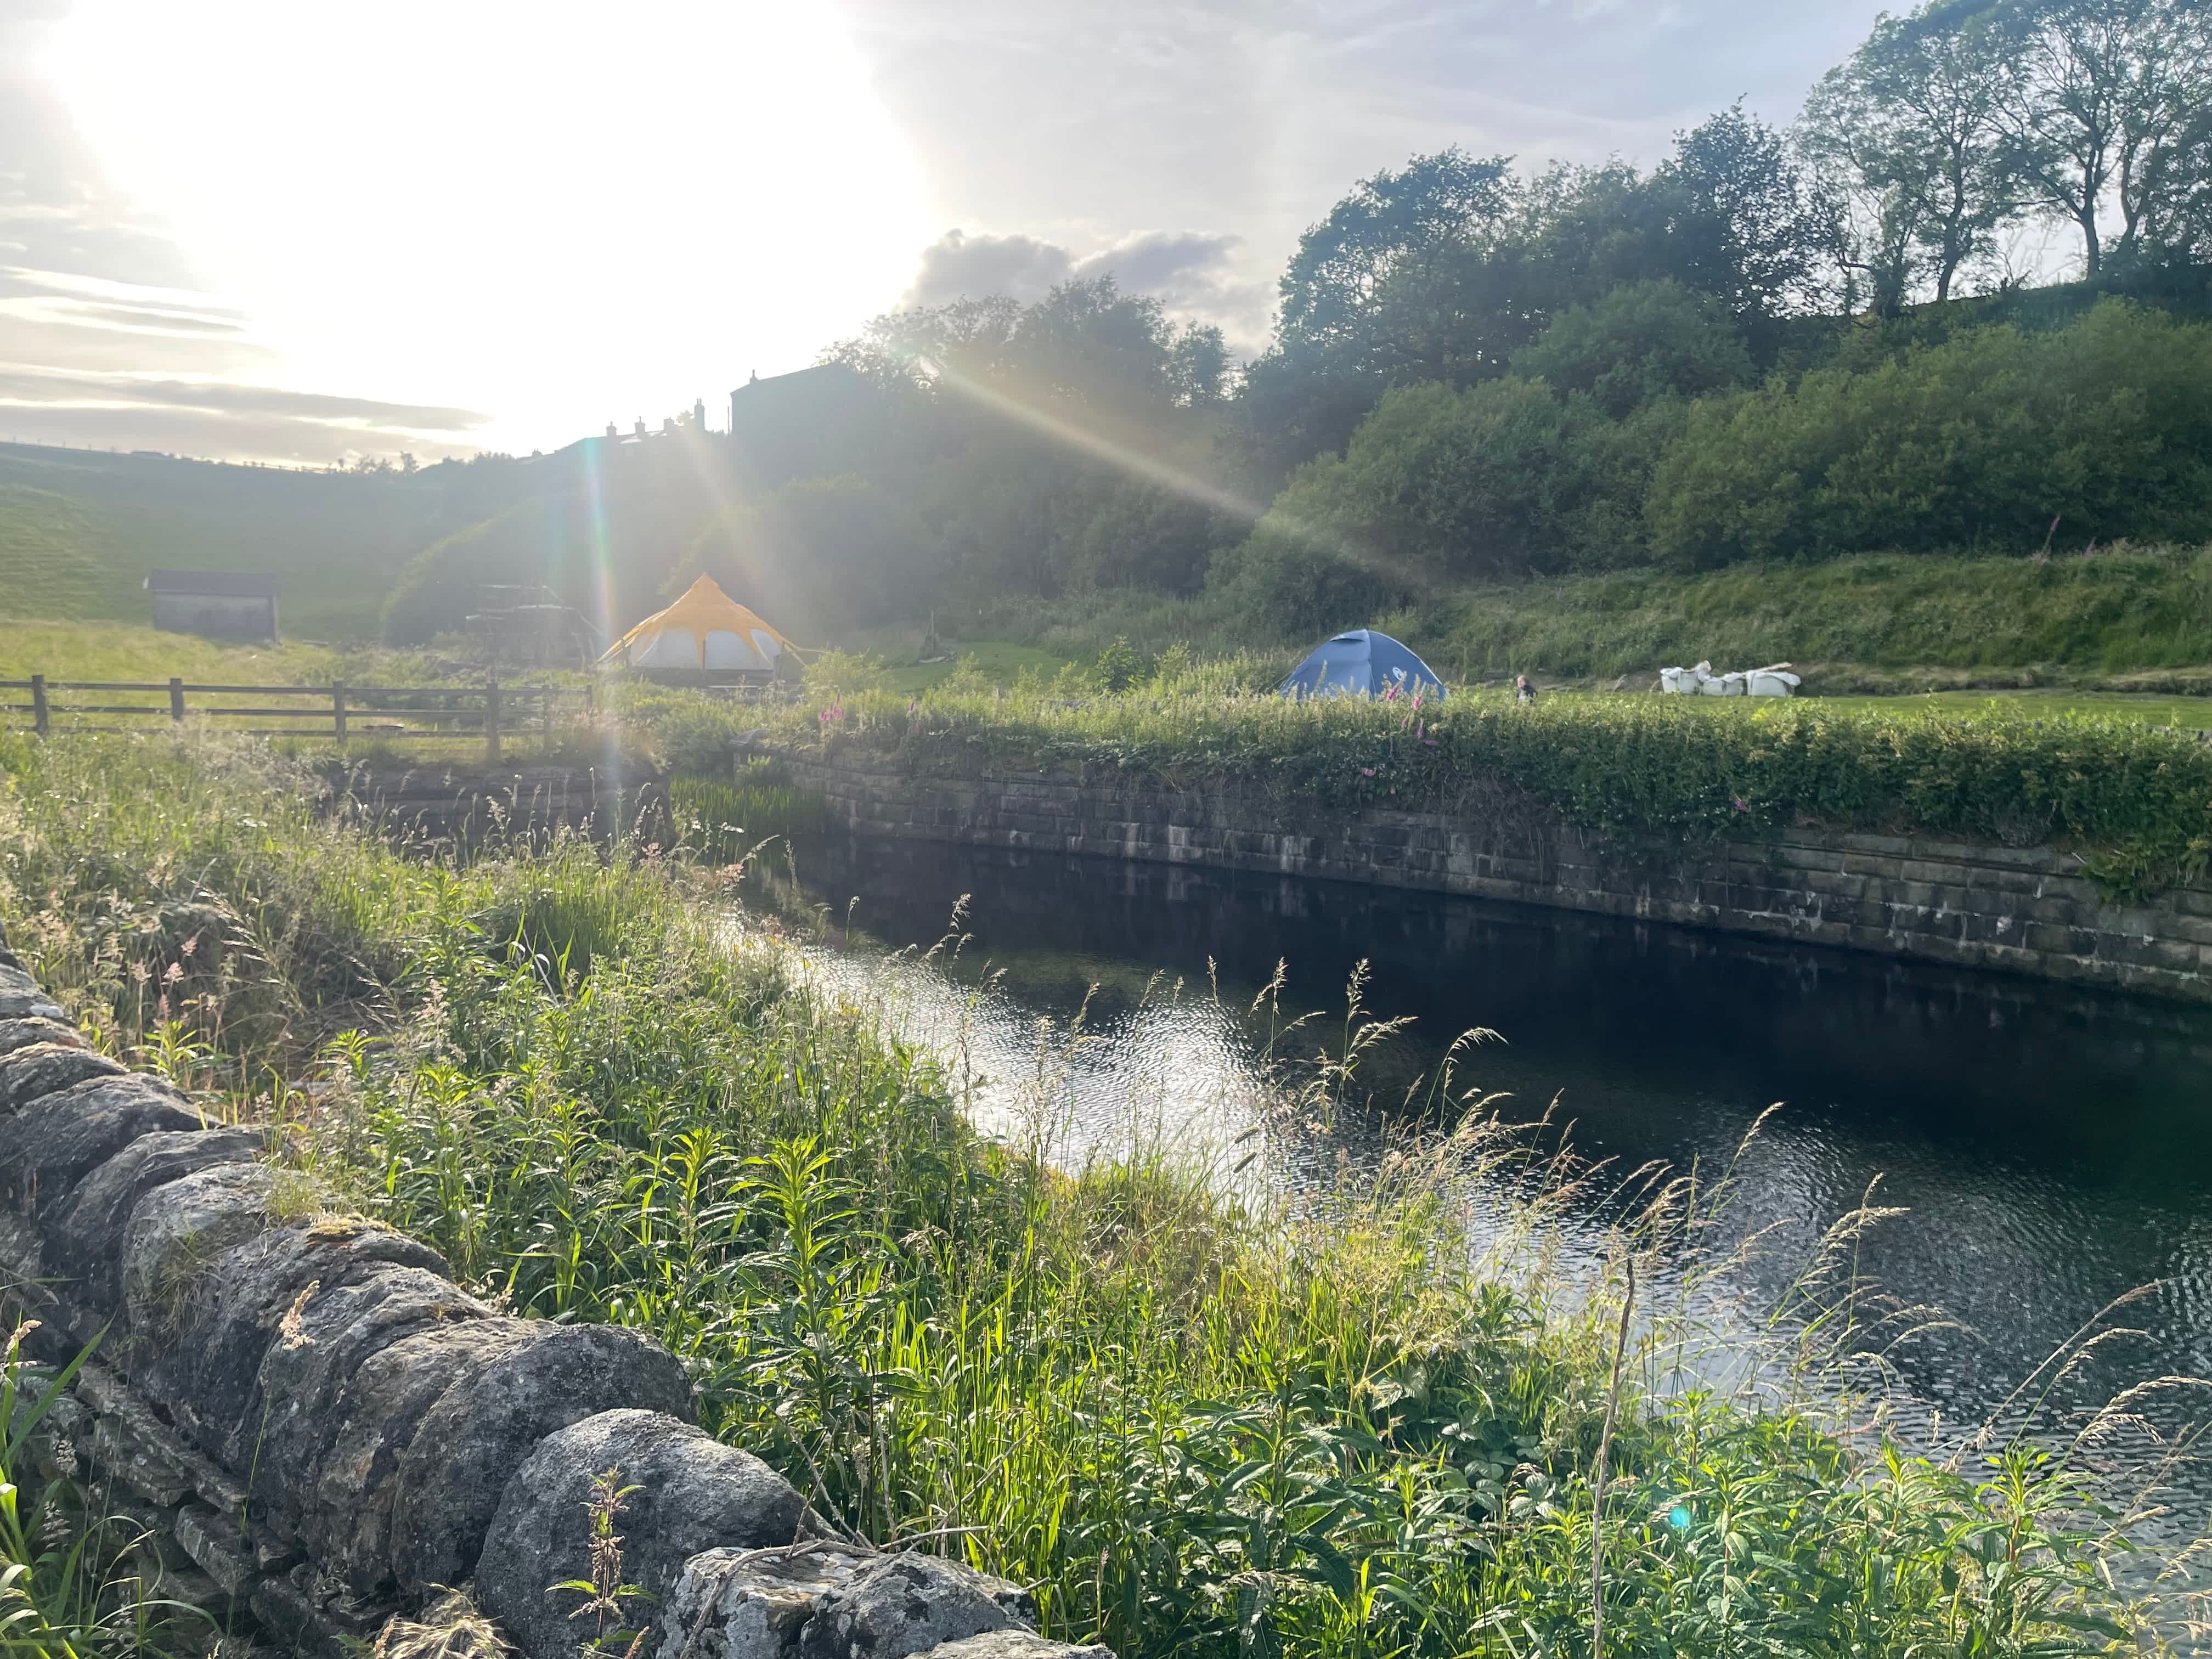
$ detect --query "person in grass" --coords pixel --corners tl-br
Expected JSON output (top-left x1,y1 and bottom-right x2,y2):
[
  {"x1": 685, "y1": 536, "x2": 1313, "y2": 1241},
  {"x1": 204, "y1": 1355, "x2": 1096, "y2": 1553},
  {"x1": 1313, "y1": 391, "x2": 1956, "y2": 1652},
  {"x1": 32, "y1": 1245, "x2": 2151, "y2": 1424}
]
[{"x1": 1515, "y1": 673, "x2": 1537, "y2": 704}]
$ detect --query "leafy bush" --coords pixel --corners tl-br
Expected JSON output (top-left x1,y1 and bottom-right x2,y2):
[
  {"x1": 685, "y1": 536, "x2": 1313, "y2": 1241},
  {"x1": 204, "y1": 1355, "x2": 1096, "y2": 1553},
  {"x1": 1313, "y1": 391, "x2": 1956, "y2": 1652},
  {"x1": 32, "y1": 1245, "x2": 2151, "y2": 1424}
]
[
  {"x1": 1510, "y1": 279, "x2": 1753, "y2": 418},
  {"x1": 1650, "y1": 300, "x2": 2212, "y2": 566}
]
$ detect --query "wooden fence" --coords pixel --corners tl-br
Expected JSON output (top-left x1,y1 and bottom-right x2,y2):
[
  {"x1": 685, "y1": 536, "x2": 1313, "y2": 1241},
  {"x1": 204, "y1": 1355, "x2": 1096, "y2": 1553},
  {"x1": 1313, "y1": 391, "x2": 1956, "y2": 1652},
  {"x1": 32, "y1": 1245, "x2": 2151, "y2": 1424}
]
[{"x1": 0, "y1": 677, "x2": 592, "y2": 761}]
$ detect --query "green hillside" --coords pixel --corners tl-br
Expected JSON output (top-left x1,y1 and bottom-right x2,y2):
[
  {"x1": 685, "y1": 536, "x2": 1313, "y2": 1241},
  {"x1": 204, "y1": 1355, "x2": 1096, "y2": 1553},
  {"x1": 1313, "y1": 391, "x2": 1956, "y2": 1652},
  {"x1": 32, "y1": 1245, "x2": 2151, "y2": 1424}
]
[{"x1": 0, "y1": 444, "x2": 523, "y2": 639}]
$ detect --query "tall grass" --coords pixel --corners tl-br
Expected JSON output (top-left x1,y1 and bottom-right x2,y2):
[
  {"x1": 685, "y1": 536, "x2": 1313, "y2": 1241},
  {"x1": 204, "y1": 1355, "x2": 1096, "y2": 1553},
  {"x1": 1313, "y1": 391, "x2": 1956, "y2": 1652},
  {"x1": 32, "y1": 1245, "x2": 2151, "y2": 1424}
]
[
  {"x1": 0, "y1": 729, "x2": 2204, "y2": 1655},
  {"x1": 724, "y1": 672, "x2": 2212, "y2": 899}
]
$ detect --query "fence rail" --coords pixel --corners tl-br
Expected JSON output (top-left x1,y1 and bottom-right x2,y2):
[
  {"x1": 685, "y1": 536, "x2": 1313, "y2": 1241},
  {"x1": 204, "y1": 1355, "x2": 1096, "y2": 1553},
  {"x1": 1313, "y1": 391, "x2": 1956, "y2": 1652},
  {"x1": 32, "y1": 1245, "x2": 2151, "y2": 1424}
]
[{"x1": 0, "y1": 676, "x2": 593, "y2": 761}]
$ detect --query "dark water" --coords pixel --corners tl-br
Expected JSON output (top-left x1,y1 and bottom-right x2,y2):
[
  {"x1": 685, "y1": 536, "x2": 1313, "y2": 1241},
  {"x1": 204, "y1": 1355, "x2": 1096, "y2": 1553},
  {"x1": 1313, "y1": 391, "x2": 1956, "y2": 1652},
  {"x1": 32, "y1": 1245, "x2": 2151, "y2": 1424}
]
[{"x1": 787, "y1": 832, "x2": 2212, "y2": 1529}]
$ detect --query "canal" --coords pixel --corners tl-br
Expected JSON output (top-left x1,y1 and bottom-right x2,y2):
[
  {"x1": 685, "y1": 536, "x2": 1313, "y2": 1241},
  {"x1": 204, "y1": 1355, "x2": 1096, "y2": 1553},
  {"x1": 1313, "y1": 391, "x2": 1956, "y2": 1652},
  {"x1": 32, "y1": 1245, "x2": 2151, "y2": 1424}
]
[{"x1": 778, "y1": 831, "x2": 2212, "y2": 1534}]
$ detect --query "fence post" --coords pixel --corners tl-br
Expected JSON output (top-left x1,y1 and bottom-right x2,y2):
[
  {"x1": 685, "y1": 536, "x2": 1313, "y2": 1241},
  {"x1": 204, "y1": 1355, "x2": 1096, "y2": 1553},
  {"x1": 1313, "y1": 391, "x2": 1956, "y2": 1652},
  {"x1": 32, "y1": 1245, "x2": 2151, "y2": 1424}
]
[
  {"x1": 585, "y1": 679, "x2": 597, "y2": 716},
  {"x1": 332, "y1": 681, "x2": 348, "y2": 742},
  {"x1": 168, "y1": 678, "x2": 185, "y2": 723},
  {"x1": 30, "y1": 675, "x2": 47, "y2": 737},
  {"x1": 484, "y1": 676, "x2": 502, "y2": 764}
]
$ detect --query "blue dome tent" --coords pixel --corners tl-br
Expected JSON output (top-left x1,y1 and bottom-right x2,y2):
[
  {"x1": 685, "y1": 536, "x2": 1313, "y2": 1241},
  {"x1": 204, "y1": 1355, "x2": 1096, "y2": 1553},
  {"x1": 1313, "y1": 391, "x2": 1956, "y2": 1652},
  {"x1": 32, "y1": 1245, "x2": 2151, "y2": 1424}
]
[{"x1": 1278, "y1": 629, "x2": 1448, "y2": 701}]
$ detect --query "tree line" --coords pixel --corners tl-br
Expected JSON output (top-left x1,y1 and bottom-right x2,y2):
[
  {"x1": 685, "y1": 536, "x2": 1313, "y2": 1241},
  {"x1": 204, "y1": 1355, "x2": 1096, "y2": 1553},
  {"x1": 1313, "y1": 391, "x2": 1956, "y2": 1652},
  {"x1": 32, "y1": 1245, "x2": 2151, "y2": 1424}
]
[{"x1": 384, "y1": 0, "x2": 2212, "y2": 647}]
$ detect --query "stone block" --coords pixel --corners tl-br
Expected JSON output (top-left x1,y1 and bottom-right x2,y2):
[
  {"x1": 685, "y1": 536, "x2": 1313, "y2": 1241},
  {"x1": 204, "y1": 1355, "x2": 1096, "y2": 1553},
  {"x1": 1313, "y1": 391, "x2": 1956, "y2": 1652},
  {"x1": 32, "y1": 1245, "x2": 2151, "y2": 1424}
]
[
  {"x1": 0, "y1": 1041, "x2": 128, "y2": 1115},
  {"x1": 479, "y1": 1408, "x2": 807, "y2": 1659},
  {"x1": 658, "y1": 1543, "x2": 873, "y2": 1659},
  {"x1": 46, "y1": 1127, "x2": 266, "y2": 1309},
  {"x1": 119, "y1": 1162, "x2": 280, "y2": 1341},
  {"x1": 390, "y1": 1319, "x2": 697, "y2": 1593},
  {"x1": 799, "y1": 1554, "x2": 1018, "y2": 1659},
  {"x1": 174, "y1": 1503, "x2": 258, "y2": 1596},
  {"x1": 0, "y1": 1018, "x2": 84, "y2": 1058},
  {"x1": 157, "y1": 1224, "x2": 465, "y2": 1470},
  {"x1": 2, "y1": 1077, "x2": 204, "y2": 1223},
  {"x1": 917, "y1": 1638, "x2": 1115, "y2": 1659}
]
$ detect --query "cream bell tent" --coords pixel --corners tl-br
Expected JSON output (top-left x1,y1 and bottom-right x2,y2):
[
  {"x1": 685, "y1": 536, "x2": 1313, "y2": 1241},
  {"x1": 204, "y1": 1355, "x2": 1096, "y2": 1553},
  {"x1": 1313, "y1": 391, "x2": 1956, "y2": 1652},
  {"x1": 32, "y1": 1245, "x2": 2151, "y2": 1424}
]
[{"x1": 597, "y1": 576, "x2": 796, "y2": 684}]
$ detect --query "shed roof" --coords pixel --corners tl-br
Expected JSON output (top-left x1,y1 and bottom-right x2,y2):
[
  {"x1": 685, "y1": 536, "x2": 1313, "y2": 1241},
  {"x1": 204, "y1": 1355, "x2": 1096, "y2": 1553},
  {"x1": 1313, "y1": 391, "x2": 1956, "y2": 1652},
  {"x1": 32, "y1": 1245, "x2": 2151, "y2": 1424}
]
[{"x1": 145, "y1": 570, "x2": 281, "y2": 598}]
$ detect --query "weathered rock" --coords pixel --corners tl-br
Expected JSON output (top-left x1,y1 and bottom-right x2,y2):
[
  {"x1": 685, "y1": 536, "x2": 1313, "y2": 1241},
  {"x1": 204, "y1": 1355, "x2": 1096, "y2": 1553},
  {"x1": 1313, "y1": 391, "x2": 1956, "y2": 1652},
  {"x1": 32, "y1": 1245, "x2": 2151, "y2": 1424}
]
[
  {"x1": 292, "y1": 1319, "x2": 523, "y2": 1598},
  {"x1": 46, "y1": 1127, "x2": 266, "y2": 1309},
  {"x1": 659, "y1": 1545, "x2": 874, "y2": 1659},
  {"x1": 0, "y1": 1075, "x2": 202, "y2": 1220},
  {"x1": 915, "y1": 1639, "x2": 1114, "y2": 1659},
  {"x1": 0, "y1": 965, "x2": 64, "y2": 1025},
  {"x1": 137, "y1": 1220, "x2": 463, "y2": 1465},
  {"x1": 119, "y1": 1161, "x2": 278, "y2": 1337},
  {"x1": 291, "y1": 1314, "x2": 691, "y2": 1599},
  {"x1": 479, "y1": 1408, "x2": 807, "y2": 1659},
  {"x1": 235, "y1": 1265, "x2": 483, "y2": 1502},
  {"x1": 0, "y1": 1042, "x2": 126, "y2": 1114},
  {"x1": 0, "y1": 1018, "x2": 82, "y2": 1057},
  {"x1": 392, "y1": 1321, "x2": 697, "y2": 1593},
  {"x1": 799, "y1": 1555, "x2": 1015, "y2": 1659}
]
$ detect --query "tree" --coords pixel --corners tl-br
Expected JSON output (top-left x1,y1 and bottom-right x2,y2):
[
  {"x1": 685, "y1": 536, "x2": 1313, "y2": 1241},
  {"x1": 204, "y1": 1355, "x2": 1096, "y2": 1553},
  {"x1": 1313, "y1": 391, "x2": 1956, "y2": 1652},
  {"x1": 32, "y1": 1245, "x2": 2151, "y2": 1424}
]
[
  {"x1": 1510, "y1": 281, "x2": 1752, "y2": 417},
  {"x1": 1274, "y1": 148, "x2": 1519, "y2": 368},
  {"x1": 1650, "y1": 105, "x2": 1825, "y2": 325},
  {"x1": 1800, "y1": 1, "x2": 2015, "y2": 308},
  {"x1": 1989, "y1": 0, "x2": 2212, "y2": 274},
  {"x1": 1167, "y1": 322, "x2": 1232, "y2": 407}
]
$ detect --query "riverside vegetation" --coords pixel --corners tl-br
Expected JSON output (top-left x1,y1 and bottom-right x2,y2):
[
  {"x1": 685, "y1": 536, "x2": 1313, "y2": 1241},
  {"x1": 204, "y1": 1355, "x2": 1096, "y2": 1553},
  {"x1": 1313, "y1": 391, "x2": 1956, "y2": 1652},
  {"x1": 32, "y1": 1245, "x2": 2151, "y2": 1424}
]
[
  {"x1": 708, "y1": 657, "x2": 2212, "y2": 902},
  {"x1": 1, "y1": 726, "x2": 2208, "y2": 1656}
]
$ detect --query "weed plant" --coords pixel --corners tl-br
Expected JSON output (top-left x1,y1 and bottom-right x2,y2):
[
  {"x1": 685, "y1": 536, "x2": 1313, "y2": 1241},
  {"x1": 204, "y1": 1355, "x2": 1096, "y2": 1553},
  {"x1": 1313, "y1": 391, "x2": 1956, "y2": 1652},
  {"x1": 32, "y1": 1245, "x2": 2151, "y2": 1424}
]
[
  {"x1": 0, "y1": 730, "x2": 2205, "y2": 1654},
  {"x1": 662, "y1": 761, "x2": 830, "y2": 859}
]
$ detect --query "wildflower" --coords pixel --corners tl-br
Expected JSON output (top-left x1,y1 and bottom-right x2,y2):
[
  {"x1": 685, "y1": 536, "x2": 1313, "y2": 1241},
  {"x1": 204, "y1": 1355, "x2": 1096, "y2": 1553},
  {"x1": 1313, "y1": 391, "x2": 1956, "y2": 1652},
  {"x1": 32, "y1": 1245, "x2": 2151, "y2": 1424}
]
[
  {"x1": 280, "y1": 1282, "x2": 320, "y2": 1350},
  {"x1": 1361, "y1": 768, "x2": 1375, "y2": 778},
  {"x1": 180, "y1": 934, "x2": 200, "y2": 958},
  {"x1": 163, "y1": 960, "x2": 185, "y2": 986},
  {"x1": 1733, "y1": 797, "x2": 1750, "y2": 813}
]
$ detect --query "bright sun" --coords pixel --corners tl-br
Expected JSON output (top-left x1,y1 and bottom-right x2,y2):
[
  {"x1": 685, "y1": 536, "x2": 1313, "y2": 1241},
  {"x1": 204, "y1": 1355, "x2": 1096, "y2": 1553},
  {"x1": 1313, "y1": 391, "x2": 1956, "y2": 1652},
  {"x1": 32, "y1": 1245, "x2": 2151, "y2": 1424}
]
[{"x1": 45, "y1": 1, "x2": 934, "y2": 453}]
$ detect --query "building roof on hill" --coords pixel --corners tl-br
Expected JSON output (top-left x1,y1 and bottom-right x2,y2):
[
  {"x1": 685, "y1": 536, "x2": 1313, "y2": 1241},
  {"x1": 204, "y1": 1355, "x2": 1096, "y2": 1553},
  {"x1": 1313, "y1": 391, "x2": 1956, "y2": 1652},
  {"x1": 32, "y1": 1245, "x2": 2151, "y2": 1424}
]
[
  {"x1": 144, "y1": 569, "x2": 280, "y2": 597},
  {"x1": 729, "y1": 362, "x2": 861, "y2": 404}
]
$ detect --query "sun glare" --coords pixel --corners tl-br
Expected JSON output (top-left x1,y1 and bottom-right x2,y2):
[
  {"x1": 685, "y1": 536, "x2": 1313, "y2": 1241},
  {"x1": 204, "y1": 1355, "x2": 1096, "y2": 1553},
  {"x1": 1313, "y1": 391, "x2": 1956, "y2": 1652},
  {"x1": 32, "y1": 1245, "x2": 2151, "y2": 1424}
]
[{"x1": 46, "y1": 1, "x2": 933, "y2": 452}]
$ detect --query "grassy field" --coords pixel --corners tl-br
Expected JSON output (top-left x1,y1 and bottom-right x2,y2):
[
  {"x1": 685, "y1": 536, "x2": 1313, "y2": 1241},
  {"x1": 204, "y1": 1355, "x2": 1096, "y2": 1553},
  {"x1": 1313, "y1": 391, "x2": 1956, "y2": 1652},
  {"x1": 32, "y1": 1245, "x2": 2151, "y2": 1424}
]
[
  {"x1": 0, "y1": 443, "x2": 470, "y2": 639},
  {"x1": 1419, "y1": 545, "x2": 2212, "y2": 683},
  {"x1": 0, "y1": 727, "x2": 2196, "y2": 1656}
]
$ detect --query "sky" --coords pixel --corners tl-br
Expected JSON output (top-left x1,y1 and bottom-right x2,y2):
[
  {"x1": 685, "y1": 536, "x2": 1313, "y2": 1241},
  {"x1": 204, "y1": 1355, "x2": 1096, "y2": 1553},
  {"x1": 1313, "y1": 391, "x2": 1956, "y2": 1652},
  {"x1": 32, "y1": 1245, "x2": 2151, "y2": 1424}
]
[{"x1": 0, "y1": 0, "x2": 1891, "y2": 466}]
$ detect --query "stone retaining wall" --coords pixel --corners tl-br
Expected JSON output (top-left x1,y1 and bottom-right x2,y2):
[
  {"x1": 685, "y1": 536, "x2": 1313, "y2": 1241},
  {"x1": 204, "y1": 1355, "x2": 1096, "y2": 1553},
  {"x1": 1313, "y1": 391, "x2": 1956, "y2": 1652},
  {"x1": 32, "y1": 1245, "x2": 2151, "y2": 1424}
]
[
  {"x1": 761, "y1": 746, "x2": 2212, "y2": 1005},
  {"x1": 0, "y1": 938, "x2": 1105, "y2": 1659}
]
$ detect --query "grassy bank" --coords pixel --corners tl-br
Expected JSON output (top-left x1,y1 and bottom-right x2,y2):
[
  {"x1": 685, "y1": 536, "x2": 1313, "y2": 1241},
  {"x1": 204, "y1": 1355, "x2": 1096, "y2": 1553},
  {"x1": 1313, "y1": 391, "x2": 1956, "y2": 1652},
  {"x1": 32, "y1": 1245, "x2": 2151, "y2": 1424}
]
[
  {"x1": 877, "y1": 547, "x2": 2212, "y2": 697},
  {"x1": 0, "y1": 728, "x2": 2202, "y2": 1654},
  {"x1": 1424, "y1": 546, "x2": 2212, "y2": 685},
  {"x1": 725, "y1": 671, "x2": 2212, "y2": 900}
]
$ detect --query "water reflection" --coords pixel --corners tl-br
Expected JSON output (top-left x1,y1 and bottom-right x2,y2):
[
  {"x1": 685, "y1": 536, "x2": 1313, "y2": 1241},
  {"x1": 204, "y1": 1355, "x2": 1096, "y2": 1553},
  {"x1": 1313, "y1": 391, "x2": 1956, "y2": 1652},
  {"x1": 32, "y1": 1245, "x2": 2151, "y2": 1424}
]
[{"x1": 781, "y1": 832, "x2": 2212, "y2": 1532}]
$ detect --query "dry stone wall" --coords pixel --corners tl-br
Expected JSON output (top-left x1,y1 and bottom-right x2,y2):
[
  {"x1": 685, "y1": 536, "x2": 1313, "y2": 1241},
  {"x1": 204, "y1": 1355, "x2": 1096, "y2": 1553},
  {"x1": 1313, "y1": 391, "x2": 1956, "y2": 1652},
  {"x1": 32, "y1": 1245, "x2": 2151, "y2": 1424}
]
[
  {"x1": 762, "y1": 746, "x2": 2212, "y2": 1005},
  {"x1": 0, "y1": 933, "x2": 1106, "y2": 1659}
]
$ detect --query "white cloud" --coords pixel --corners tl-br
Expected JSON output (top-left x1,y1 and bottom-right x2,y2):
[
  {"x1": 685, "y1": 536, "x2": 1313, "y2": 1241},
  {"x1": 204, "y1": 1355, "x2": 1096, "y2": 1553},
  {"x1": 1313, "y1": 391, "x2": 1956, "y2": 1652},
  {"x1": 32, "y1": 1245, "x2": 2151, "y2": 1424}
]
[{"x1": 901, "y1": 225, "x2": 1271, "y2": 349}]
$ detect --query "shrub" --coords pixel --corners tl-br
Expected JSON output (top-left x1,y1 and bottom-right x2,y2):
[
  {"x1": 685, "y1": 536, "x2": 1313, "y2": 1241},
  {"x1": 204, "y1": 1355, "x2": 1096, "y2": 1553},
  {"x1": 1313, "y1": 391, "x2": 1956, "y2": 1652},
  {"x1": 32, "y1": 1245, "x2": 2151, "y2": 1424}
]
[
  {"x1": 1649, "y1": 300, "x2": 2212, "y2": 566},
  {"x1": 1510, "y1": 279, "x2": 1753, "y2": 418}
]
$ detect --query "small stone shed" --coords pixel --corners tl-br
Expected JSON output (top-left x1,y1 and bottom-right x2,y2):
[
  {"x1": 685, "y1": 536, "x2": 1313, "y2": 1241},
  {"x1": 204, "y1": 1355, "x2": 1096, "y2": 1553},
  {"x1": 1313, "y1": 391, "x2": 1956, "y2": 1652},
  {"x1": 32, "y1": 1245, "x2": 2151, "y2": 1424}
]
[{"x1": 145, "y1": 570, "x2": 280, "y2": 641}]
